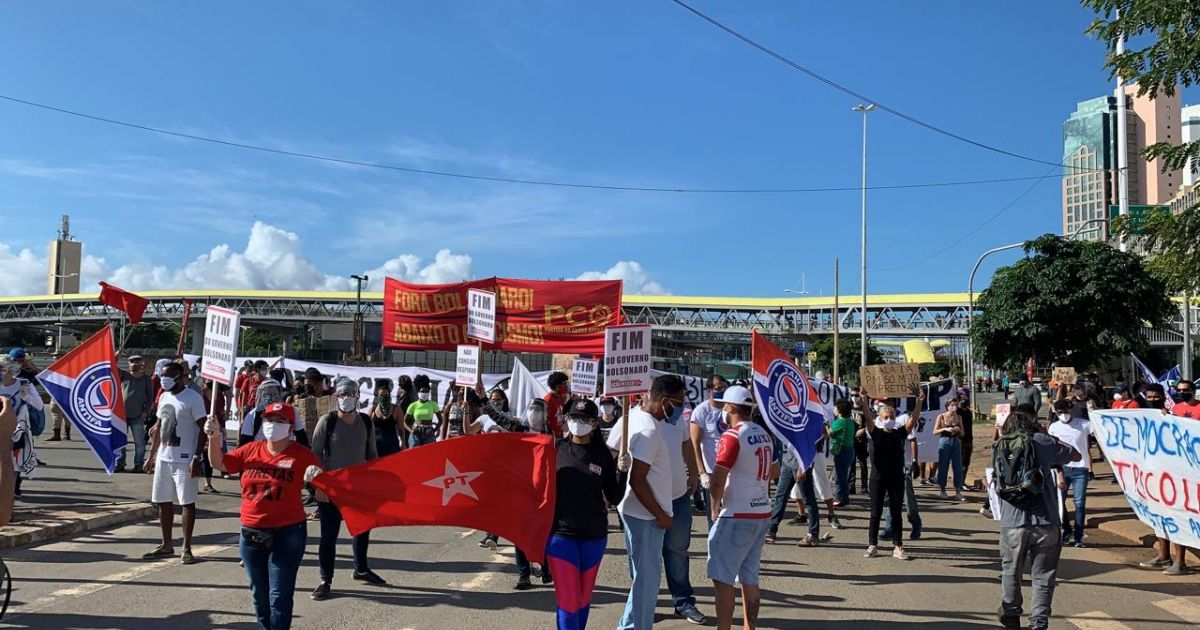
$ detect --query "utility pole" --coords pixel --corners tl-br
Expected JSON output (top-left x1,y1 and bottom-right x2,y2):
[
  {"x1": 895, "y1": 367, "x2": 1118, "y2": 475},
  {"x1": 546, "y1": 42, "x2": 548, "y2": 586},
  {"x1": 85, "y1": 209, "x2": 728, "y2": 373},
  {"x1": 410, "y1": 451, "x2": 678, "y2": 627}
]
[
  {"x1": 853, "y1": 104, "x2": 875, "y2": 369},
  {"x1": 1115, "y1": 8, "x2": 1130, "y2": 250},
  {"x1": 350, "y1": 274, "x2": 368, "y2": 360},
  {"x1": 833, "y1": 258, "x2": 840, "y2": 383}
]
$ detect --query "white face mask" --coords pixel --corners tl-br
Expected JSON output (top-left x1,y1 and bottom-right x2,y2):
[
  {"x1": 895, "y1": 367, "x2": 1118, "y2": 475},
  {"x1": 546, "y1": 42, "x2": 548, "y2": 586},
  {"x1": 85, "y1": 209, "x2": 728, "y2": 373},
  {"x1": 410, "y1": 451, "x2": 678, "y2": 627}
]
[
  {"x1": 1113, "y1": 393, "x2": 1124, "y2": 401},
  {"x1": 874, "y1": 416, "x2": 899, "y2": 431},
  {"x1": 600, "y1": 404, "x2": 615, "y2": 416},
  {"x1": 262, "y1": 421, "x2": 290, "y2": 442},
  {"x1": 418, "y1": 391, "x2": 431, "y2": 402},
  {"x1": 1057, "y1": 413, "x2": 1071, "y2": 423},
  {"x1": 337, "y1": 396, "x2": 358, "y2": 413},
  {"x1": 160, "y1": 376, "x2": 177, "y2": 391},
  {"x1": 566, "y1": 419, "x2": 594, "y2": 437}
]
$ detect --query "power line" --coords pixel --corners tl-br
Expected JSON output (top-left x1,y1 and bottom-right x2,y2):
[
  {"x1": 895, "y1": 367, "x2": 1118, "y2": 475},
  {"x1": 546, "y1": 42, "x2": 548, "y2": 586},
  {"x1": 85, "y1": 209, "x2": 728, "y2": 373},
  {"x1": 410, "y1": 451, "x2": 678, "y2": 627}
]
[
  {"x1": 2, "y1": 93, "x2": 1072, "y2": 194},
  {"x1": 668, "y1": 0, "x2": 1075, "y2": 170}
]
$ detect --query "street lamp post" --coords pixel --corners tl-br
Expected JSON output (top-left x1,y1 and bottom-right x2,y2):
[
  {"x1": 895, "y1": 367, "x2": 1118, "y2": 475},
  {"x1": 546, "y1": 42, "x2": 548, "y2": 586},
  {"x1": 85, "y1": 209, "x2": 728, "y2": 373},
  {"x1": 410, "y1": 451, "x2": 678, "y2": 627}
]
[
  {"x1": 853, "y1": 104, "x2": 875, "y2": 369},
  {"x1": 965, "y1": 218, "x2": 1109, "y2": 379},
  {"x1": 350, "y1": 274, "x2": 369, "y2": 360}
]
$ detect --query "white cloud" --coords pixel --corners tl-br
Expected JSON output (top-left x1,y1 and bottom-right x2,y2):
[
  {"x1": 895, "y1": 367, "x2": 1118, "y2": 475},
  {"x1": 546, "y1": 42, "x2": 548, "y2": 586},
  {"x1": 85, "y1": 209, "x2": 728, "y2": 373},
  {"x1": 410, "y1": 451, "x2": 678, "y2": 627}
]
[
  {"x1": 577, "y1": 261, "x2": 669, "y2": 295},
  {"x1": 0, "y1": 244, "x2": 49, "y2": 296}
]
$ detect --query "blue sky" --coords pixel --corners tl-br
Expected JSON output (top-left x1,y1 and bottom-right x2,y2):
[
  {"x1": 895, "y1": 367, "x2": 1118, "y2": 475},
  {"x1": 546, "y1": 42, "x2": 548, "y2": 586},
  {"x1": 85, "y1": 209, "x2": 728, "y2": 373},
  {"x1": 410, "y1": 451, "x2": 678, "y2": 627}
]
[{"x1": 2, "y1": 1, "x2": 1195, "y2": 297}]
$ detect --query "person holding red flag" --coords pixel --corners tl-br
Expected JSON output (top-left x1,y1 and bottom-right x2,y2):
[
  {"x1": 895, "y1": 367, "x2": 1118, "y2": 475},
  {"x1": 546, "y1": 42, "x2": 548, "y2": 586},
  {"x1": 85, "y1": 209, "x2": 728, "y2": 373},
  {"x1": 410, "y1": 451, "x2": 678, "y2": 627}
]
[
  {"x1": 546, "y1": 399, "x2": 621, "y2": 630},
  {"x1": 205, "y1": 402, "x2": 319, "y2": 630}
]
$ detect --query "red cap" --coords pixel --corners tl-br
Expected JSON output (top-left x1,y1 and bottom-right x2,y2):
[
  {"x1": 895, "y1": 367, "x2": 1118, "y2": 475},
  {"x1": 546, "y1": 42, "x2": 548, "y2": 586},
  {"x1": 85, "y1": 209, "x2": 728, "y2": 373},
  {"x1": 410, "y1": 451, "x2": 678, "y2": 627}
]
[{"x1": 263, "y1": 402, "x2": 296, "y2": 422}]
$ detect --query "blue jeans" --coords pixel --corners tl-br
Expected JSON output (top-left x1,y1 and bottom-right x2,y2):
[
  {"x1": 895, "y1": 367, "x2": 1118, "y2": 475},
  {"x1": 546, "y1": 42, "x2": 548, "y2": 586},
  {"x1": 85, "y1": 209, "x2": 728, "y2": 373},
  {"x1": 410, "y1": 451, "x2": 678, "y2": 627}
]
[
  {"x1": 799, "y1": 469, "x2": 821, "y2": 538},
  {"x1": 882, "y1": 467, "x2": 922, "y2": 535},
  {"x1": 937, "y1": 436, "x2": 964, "y2": 490},
  {"x1": 664, "y1": 494, "x2": 695, "y2": 611},
  {"x1": 832, "y1": 447, "x2": 855, "y2": 503},
  {"x1": 1061, "y1": 468, "x2": 1089, "y2": 542},
  {"x1": 240, "y1": 522, "x2": 307, "y2": 630},
  {"x1": 408, "y1": 426, "x2": 437, "y2": 448},
  {"x1": 618, "y1": 514, "x2": 666, "y2": 630},
  {"x1": 768, "y1": 463, "x2": 798, "y2": 535},
  {"x1": 118, "y1": 418, "x2": 147, "y2": 469}
]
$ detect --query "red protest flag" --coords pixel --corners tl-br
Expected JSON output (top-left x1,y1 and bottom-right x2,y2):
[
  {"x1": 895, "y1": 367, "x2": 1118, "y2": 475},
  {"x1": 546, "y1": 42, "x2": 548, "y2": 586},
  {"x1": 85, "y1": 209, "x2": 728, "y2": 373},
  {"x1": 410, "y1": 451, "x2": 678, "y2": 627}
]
[
  {"x1": 309, "y1": 432, "x2": 557, "y2": 562},
  {"x1": 98, "y1": 282, "x2": 149, "y2": 325}
]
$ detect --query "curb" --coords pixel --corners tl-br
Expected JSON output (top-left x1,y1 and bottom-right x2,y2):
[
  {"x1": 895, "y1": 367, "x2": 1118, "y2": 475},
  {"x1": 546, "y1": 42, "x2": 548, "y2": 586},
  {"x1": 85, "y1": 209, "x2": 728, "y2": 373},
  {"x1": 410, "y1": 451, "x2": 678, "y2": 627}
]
[{"x1": 0, "y1": 502, "x2": 158, "y2": 550}]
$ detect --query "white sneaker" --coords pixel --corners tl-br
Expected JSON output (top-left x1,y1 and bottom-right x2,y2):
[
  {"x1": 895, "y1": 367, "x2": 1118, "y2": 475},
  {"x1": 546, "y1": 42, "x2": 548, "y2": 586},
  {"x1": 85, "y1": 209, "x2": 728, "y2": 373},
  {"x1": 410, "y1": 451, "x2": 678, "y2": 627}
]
[
  {"x1": 892, "y1": 546, "x2": 911, "y2": 561},
  {"x1": 864, "y1": 545, "x2": 878, "y2": 558},
  {"x1": 821, "y1": 532, "x2": 834, "y2": 542},
  {"x1": 980, "y1": 507, "x2": 993, "y2": 518}
]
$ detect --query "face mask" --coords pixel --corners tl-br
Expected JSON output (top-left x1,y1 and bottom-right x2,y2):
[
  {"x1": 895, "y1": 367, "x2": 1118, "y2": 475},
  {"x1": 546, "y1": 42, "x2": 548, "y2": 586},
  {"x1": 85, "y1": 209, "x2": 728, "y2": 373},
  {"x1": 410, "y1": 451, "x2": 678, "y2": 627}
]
[
  {"x1": 1113, "y1": 393, "x2": 1124, "y2": 401},
  {"x1": 721, "y1": 410, "x2": 731, "y2": 428},
  {"x1": 262, "y1": 421, "x2": 290, "y2": 442},
  {"x1": 1179, "y1": 391, "x2": 1195, "y2": 402},
  {"x1": 1147, "y1": 398, "x2": 1165, "y2": 409},
  {"x1": 1057, "y1": 413, "x2": 1071, "y2": 423},
  {"x1": 662, "y1": 401, "x2": 683, "y2": 424},
  {"x1": 418, "y1": 392, "x2": 431, "y2": 402},
  {"x1": 601, "y1": 404, "x2": 615, "y2": 415},
  {"x1": 874, "y1": 417, "x2": 899, "y2": 431},
  {"x1": 160, "y1": 376, "x2": 177, "y2": 391},
  {"x1": 337, "y1": 396, "x2": 357, "y2": 413},
  {"x1": 567, "y1": 419, "x2": 594, "y2": 437},
  {"x1": 490, "y1": 399, "x2": 505, "y2": 410}
]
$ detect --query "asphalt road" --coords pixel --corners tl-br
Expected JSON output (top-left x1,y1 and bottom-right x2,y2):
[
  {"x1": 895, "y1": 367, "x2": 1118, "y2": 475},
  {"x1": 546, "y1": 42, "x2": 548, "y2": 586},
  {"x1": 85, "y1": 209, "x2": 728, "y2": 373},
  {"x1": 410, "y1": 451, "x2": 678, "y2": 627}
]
[{"x1": 1, "y1": 434, "x2": 1198, "y2": 629}]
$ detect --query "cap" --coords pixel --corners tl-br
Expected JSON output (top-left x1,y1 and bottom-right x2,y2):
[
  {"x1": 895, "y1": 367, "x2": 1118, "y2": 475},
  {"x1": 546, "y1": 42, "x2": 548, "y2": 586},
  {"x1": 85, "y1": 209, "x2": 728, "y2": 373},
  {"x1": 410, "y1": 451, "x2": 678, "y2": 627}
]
[
  {"x1": 128, "y1": 355, "x2": 144, "y2": 362},
  {"x1": 262, "y1": 402, "x2": 296, "y2": 423},
  {"x1": 722, "y1": 385, "x2": 754, "y2": 407},
  {"x1": 7, "y1": 348, "x2": 26, "y2": 361},
  {"x1": 566, "y1": 399, "x2": 599, "y2": 420}
]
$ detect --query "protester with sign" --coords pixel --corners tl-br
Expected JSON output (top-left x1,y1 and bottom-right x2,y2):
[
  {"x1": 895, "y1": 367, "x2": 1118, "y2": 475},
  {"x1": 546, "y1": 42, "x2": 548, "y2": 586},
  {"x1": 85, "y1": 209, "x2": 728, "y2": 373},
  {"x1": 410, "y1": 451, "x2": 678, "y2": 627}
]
[
  {"x1": 882, "y1": 401, "x2": 925, "y2": 542},
  {"x1": 859, "y1": 388, "x2": 924, "y2": 560},
  {"x1": 933, "y1": 400, "x2": 967, "y2": 502},
  {"x1": 1048, "y1": 399, "x2": 1093, "y2": 548},
  {"x1": 545, "y1": 399, "x2": 621, "y2": 630},
  {"x1": 367, "y1": 380, "x2": 404, "y2": 457},
  {"x1": 310, "y1": 378, "x2": 383, "y2": 600},
  {"x1": 405, "y1": 376, "x2": 440, "y2": 448},
  {"x1": 707, "y1": 385, "x2": 777, "y2": 630},
  {"x1": 205, "y1": 401, "x2": 319, "y2": 630},
  {"x1": 143, "y1": 362, "x2": 207, "y2": 565},
  {"x1": 690, "y1": 376, "x2": 729, "y2": 522},
  {"x1": 994, "y1": 410, "x2": 1080, "y2": 630},
  {"x1": 116, "y1": 355, "x2": 154, "y2": 473}
]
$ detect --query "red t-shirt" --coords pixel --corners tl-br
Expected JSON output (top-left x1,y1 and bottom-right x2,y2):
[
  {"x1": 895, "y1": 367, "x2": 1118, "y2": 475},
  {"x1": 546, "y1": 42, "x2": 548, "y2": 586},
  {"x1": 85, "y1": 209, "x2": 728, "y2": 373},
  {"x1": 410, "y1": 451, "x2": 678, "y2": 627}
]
[
  {"x1": 542, "y1": 392, "x2": 563, "y2": 436},
  {"x1": 1173, "y1": 401, "x2": 1200, "y2": 419},
  {"x1": 1111, "y1": 399, "x2": 1140, "y2": 410},
  {"x1": 223, "y1": 441, "x2": 320, "y2": 528},
  {"x1": 239, "y1": 374, "x2": 263, "y2": 410}
]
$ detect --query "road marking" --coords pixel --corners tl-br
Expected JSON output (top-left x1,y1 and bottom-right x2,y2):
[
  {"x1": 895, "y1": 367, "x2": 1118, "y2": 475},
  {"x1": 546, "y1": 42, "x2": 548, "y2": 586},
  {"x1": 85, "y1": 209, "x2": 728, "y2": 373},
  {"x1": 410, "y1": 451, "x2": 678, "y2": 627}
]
[
  {"x1": 455, "y1": 550, "x2": 512, "y2": 591},
  {"x1": 11, "y1": 544, "x2": 232, "y2": 619},
  {"x1": 1153, "y1": 598, "x2": 1200, "y2": 624},
  {"x1": 1066, "y1": 611, "x2": 1133, "y2": 630},
  {"x1": 458, "y1": 529, "x2": 478, "y2": 538}
]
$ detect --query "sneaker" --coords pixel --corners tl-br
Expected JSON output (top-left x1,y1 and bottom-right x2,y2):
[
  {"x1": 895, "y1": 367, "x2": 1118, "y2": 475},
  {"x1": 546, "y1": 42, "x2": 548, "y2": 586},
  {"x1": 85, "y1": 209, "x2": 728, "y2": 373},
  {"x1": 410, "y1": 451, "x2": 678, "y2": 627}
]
[
  {"x1": 180, "y1": 549, "x2": 197, "y2": 565},
  {"x1": 203, "y1": 485, "x2": 217, "y2": 493},
  {"x1": 909, "y1": 527, "x2": 922, "y2": 541},
  {"x1": 541, "y1": 570, "x2": 553, "y2": 585},
  {"x1": 820, "y1": 532, "x2": 834, "y2": 543},
  {"x1": 311, "y1": 581, "x2": 332, "y2": 601},
  {"x1": 1138, "y1": 557, "x2": 1171, "y2": 570},
  {"x1": 676, "y1": 605, "x2": 706, "y2": 625},
  {"x1": 829, "y1": 517, "x2": 841, "y2": 530},
  {"x1": 514, "y1": 575, "x2": 532, "y2": 591},
  {"x1": 352, "y1": 570, "x2": 386, "y2": 585},
  {"x1": 1163, "y1": 564, "x2": 1190, "y2": 576},
  {"x1": 955, "y1": 494, "x2": 967, "y2": 503},
  {"x1": 938, "y1": 491, "x2": 949, "y2": 500},
  {"x1": 892, "y1": 546, "x2": 911, "y2": 561},
  {"x1": 1074, "y1": 541, "x2": 1086, "y2": 549},
  {"x1": 786, "y1": 516, "x2": 806, "y2": 526},
  {"x1": 1061, "y1": 533, "x2": 1073, "y2": 546},
  {"x1": 864, "y1": 545, "x2": 878, "y2": 558},
  {"x1": 238, "y1": 560, "x2": 244, "y2": 567},
  {"x1": 799, "y1": 535, "x2": 819, "y2": 547},
  {"x1": 996, "y1": 606, "x2": 1021, "y2": 629},
  {"x1": 142, "y1": 545, "x2": 175, "y2": 560},
  {"x1": 980, "y1": 507, "x2": 993, "y2": 518},
  {"x1": 765, "y1": 531, "x2": 777, "y2": 544}
]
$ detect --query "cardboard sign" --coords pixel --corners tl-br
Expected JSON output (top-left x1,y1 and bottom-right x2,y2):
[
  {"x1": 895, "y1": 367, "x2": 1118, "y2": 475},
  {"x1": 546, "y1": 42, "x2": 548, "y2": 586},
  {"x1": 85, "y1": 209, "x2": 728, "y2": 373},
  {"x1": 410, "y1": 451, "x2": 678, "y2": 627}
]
[
  {"x1": 466, "y1": 288, "x2": 497, "y2": 343},
  {"x1": 571, "y1": 358, "x2": 599, "y2": 396},
  {"x1": 1052, "y1": 367, "x2": 1077, "y2": 385},
  {"x1": 993, "y1": 403, "x2": 1012, "y2": 429},
  {"x1": 455, "y1": 345, "x2": 480, "y2": 387},
  {"x1": 199, "y1": 306, "x2": 241, "y2": 386},
  {"x1": 603, "y1": 324, "x2": 652, "y2": 397},
  {"x1": 552, "y1": 353, "x2": 576, "y2": 375},
  {"x1": 858, "y1": 363, "x2": 920, "y2": 398}
]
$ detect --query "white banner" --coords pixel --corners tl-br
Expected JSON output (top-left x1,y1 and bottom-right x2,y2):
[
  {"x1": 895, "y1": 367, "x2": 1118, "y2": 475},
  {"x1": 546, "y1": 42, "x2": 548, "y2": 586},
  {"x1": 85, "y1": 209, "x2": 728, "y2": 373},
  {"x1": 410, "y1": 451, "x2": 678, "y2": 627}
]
[
  {"x1": 455, "y1": 345, "x2": 480, "y2": 387},
  {"x1": 466, "y1": 289, "x2": 496, "y2": 344},
  {"x1": 603, "y1": 324, "x2": 652, "y2": 397},
  {"x1": 571, "y1": 359, "x2": 599, "y2": 397},
  {"x1": 199, "y1": 306, "x2": 241, "y2": 386},
  {"x1": 1093, "y1": 408, "x2": 1200, "y2": 549}
]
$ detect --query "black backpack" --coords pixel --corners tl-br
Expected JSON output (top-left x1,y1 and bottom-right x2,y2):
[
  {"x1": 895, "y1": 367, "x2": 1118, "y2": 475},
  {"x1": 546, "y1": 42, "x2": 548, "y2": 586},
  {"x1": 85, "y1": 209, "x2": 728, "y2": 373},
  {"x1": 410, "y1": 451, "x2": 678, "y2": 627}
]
[{"x1": 992, "y1": 430, "x2": 1043, "y2": 512}]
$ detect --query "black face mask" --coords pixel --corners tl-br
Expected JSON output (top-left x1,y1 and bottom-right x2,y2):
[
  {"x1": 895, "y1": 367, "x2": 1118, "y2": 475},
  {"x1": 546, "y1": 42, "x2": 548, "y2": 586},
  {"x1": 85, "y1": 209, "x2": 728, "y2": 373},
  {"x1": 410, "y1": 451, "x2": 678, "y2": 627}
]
[
  {"x1": 1146, "y1": 398, "x2": 1166, "y2": 409},
  {"x1": 1178, "y1": 391, "x2": 1195, "y2": 402}
]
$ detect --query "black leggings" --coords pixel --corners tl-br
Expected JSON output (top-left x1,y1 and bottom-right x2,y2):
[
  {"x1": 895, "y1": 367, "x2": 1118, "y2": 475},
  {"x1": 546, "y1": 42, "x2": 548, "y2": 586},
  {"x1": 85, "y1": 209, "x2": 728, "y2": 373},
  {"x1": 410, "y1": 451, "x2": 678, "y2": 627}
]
[{"x1": 868, "y1": 473, "x2": 904, "y2": 547}]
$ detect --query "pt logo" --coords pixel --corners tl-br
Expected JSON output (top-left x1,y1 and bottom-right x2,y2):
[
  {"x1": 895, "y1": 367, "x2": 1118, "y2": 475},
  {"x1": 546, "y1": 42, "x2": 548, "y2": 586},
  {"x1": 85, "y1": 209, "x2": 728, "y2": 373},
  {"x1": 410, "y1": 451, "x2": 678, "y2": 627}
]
[{"x1": 423, "y1": 460, "x2": 484, "y2": 506}]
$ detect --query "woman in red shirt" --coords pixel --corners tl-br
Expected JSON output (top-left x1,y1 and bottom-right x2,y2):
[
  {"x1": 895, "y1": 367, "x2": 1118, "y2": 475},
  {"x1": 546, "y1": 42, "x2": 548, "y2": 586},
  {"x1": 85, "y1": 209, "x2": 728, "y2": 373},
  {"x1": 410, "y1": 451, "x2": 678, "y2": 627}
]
[
  {"x1": 206, "y1": 402, "x2": 320, "y2": 630},
  {"x1": 1110, "y1": 384, "x2": 1140, "y2": 410}
]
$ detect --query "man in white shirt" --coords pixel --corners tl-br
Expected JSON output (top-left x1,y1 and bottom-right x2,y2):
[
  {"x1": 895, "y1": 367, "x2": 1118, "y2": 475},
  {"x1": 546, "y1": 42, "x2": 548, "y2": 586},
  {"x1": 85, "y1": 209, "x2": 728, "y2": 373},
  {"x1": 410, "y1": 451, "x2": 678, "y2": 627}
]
[
  {"x1": 612, "y1": 375, "x2": 688, "y2": 630},
  {"x1": 1048, "y1": 400, "x2": 1093, "y2": 547},
  {"x1": 690, "y1": 376, "x2": 728, "y2": 524},
  {"x1": 143, "y1": 362, "x2": 208, "y2": 565}
]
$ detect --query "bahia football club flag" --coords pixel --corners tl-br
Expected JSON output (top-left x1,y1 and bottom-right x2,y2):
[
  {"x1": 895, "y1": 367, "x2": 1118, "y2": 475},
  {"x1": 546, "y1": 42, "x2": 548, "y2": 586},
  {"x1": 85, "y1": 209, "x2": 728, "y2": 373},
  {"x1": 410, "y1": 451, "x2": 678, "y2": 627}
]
[
  {"x1": 38, "y1": 325, "x2": 128, "y2": 474},
  {"x1": 751, "y1": 331, "x2": 831, "y2": 472}
]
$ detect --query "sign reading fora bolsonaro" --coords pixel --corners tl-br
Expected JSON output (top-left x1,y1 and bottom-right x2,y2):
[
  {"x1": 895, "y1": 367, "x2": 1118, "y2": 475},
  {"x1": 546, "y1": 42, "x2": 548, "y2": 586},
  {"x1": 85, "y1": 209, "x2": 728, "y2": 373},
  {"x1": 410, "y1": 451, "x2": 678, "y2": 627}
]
[{"x1": 603, "y1": 324, "x2": 652, "y2": 397}]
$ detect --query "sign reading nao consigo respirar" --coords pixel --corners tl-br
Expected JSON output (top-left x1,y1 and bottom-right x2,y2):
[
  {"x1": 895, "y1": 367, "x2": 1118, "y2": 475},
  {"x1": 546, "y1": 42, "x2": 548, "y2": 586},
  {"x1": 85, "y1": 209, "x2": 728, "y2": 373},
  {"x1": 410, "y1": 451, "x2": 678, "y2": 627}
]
[
  {"x1": 455, "y1": 344, "x2": 480, "y2": 387},
  {"x1": 466, "y1": 288, "x2": 496, "y2": 344},
  {"x1": 572, "y1": 358, "x2": 599, "y2": 397},
  {"x1": 199, "y1": 306, "x2": 241, "y2": 386},
  {"x1": 603, "y1": 324, "x2": 652, "y2": 397}
]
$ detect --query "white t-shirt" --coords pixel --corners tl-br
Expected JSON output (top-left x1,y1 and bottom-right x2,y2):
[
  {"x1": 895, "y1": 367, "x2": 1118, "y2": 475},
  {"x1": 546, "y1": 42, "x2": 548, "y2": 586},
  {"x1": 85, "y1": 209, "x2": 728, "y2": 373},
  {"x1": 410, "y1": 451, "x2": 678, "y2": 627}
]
[
  {"x1": 1048, "y1": 419, "x2": 1093, "y2": 470},
  {"x1": 239, "y1": 408, "x2": 305, "y2": 442},
  {"x1": 474, "y1": 415, "x2": 503, "y2": 434},
  {"x1": 156, "y1": 388, "x2": 207, "y2": 463},
  {"x1": 611, "y1": 408, "x2": 674, "y2": 521},
  {"x1": 690, "y1": 401, "x2": 726, "y2": 474},
  {"x1": 607, "y1": 408, "x2": 690, "y2": 500},
  {"x1": 714, "y1": 421, "x2": 774, "y2": 519}
]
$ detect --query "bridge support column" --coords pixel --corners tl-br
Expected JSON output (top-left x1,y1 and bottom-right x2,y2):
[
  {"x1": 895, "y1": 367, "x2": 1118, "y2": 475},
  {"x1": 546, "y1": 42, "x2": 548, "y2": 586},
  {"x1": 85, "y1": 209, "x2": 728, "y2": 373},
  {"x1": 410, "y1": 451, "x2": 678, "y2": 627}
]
[{"x1": 189, "y1": 318, "x2": 205, "y2": 356}]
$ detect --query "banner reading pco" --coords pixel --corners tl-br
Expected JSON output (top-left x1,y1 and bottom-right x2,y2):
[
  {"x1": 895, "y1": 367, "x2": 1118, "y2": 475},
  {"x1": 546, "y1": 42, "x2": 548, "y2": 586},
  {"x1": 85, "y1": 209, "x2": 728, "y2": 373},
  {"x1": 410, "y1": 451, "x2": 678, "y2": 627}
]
[{"x1": 383, "y1": 277, "x2": 623, "y2": 354}]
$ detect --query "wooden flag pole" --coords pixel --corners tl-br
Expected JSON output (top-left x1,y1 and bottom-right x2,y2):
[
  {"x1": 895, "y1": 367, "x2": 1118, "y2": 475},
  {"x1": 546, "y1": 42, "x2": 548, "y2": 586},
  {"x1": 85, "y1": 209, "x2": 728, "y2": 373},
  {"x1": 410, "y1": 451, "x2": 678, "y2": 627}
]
[{"x1": 620, "y1": 395, "x2": 631, "y2": 458}]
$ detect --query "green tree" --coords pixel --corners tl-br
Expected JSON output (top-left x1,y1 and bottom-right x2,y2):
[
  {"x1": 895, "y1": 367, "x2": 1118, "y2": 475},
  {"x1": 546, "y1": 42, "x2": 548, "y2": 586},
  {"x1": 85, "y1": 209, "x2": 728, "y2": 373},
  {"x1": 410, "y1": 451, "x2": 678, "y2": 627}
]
[
  {"x1": 809, "y1": 335, "x2": 884, "y2": 381},
  {"x1": 124, "y1": 323, "x2": 180, "y2": 349},
  {"x1": 1086, "y1": 1, "x2": 1200, "y2": 292},
  {"x1": 240, "y1": 327, "x2": 284, "y2": 354},
  {"x1": 971, "y1": 234, "x2": 1173, "y2": 370}
]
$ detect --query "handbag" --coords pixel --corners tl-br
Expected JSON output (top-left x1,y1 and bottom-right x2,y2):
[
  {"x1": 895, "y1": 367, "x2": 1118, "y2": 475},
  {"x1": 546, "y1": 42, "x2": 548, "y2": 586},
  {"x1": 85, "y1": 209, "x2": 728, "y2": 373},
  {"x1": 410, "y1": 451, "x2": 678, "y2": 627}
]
[{"x1": 241, "y1": 526, "x2": 275, "y2": 551}]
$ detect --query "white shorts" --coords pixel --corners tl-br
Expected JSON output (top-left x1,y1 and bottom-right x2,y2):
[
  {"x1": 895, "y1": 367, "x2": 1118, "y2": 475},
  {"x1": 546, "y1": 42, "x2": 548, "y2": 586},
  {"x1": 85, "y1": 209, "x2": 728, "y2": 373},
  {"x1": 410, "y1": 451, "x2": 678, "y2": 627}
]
[
  {"x1": 811, "y1": 451, "x2": 833, "y2": 502},
  {"x1": 151, "y1": 460, "x2": 199, "y2": 505}
]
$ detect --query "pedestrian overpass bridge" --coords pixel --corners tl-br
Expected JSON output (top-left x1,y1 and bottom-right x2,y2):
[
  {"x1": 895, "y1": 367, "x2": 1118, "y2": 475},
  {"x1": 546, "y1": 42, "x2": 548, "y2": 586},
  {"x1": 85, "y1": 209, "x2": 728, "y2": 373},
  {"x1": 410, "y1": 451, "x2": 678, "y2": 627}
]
[{"x1": 0, "y1": 289, "x2": 1192, "y2": 347}]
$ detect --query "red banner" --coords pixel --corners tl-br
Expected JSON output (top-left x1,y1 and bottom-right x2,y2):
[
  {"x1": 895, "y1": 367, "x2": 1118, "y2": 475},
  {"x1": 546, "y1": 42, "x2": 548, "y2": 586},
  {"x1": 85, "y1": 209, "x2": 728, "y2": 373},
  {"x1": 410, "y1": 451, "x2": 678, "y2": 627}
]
[{"x1": 383, "y1": 277, "x2": 622, "y2": 354}]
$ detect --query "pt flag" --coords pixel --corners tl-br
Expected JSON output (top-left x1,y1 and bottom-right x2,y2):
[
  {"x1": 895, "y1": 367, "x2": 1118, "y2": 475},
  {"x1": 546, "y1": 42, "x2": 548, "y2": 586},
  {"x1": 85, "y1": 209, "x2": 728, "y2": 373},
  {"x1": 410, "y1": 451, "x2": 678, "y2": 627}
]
[
  {"x1": 383, "y1": 277, "x2": 622, "y2": 354},
  {"x1": 37, "y1": 325, "x2": 128, "y2": 474},
  {"x1": 309, "y1": 432, "x2": 557, "y2": 562},
  {"x1": 98, "y1": 282, "x2": 149, "y2": 325},
  {"x1": 751, "y1": 331, "x2": 831, "y2": 472}
]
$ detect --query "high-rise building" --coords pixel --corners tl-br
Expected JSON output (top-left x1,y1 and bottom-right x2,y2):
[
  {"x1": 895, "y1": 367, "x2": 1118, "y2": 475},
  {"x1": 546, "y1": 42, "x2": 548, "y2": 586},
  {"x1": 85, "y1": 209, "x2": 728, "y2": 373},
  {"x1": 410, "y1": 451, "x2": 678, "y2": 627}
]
[
  {"x1": 46, "y1": 214, "x2": 82, "y2": 295},
  {"x1": 1061, "y1": 87, "x2": 1180, "y2": 240},
  {"x1": 1183, "y1": 103, "x2": 1200, "y2": 188}
]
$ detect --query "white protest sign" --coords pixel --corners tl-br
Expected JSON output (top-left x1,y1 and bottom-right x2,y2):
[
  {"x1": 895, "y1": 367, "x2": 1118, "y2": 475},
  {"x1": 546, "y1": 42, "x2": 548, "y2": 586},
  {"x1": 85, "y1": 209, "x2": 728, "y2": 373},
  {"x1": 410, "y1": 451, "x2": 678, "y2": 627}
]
[
  {"x1": 571, "y1": 358, "x2": 599, "y2": 396},
  {"x1": 603, "y1": 324, "x2": 652, "y2": 397},
  {"x1": 899, "y1": 379, "x2": 958, "y2": 463},
  {"x1": 1093, "y1": 408, "x2": 1200, "y2": 549},
  {"x1": 993, "y1": 403, "x2": 1012, "y2": 429},
  {"x1": 466, "y1": 288, "x2": 497, "y2": 344},
  {"x1": 199, "y1": 306, "x2": 241, "y2": 386},
  {"x1": 455, "y1": 344, "x2": 480, "y2": 387}
]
